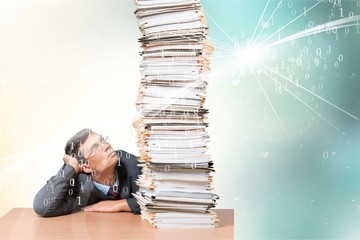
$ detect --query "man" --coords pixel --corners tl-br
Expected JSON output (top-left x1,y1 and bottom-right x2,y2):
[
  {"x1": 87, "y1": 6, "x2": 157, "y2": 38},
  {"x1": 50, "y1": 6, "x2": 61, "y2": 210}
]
[{"x1": 33, "y1": 128, "x2": 141, "y2": 217}]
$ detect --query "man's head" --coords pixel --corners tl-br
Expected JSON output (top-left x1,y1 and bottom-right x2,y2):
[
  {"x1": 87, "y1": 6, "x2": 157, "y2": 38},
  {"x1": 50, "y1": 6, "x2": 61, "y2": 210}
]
[
  {"x1": 65, "y1": 128, "x2": 92, "y2": 161},
  {"x1": 65, "y1": 128, "x2": 119, "y2": 175}
]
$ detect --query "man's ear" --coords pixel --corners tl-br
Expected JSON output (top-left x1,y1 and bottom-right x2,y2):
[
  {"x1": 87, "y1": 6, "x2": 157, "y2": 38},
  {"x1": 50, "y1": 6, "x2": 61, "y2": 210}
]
[{"x1": 82, "y1": 163, "x2": 93, "y2": 174}]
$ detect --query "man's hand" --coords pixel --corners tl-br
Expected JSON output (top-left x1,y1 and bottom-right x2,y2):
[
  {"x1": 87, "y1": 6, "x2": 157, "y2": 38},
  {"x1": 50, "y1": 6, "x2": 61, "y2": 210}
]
[
  {"x1": 82, "y1": 199, "x2": 131, "y2": 212},
  {"x1": 63, "y1": 154, "x2": 82, "y2": 174}
]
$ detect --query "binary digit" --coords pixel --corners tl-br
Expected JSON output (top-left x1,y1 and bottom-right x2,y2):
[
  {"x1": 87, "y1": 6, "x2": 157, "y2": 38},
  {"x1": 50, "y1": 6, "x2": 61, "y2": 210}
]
[
  {"x1": 56, "y1": 170, "x2": 65, "y2": 178},
  {"x1": 86, "y1": 175, "x2": 92, "y2": 182},
  {"x1": 327, "y1": 45, "x2": 332, "y2": 54},
  {"x1": 78, "y1": 150, "x2": 83, "y2": 158},
  {"x1": 323, "y1": 63, "x2": 328, "y2": 71},
  {"x1": 339, "y1": 8, "x2": 344, "y2": 18},
  {"x1": 288, "y1": 0, "x2": 293, "y2": 8},
  {"x1": 117, "y1": 150, "x2": 123, "y2": 158},
  {"x1": 122, "y1": 186, "x2": 129, "y2": 195},
  {"x1": 80, "y1": 181, "x2": 85, "y2": 193},
  {"x1": 302, "y1": 7, "x2": 307, "y2": 16},
  {"x1": 323, "y1": 151, "x2": 329, "y2": 159},
  {"x1": 314, "y1": 58, "x2": 320, "y2": 67},
  {"x1": 316, "y1": 48, "x2": 322, "y2": 57},
  {"x1": 69, "y1": 178, "x2": 75, "y2": 186},
  {"x1": 311, "y1": 85, "x2": 316, "y2": 92}
]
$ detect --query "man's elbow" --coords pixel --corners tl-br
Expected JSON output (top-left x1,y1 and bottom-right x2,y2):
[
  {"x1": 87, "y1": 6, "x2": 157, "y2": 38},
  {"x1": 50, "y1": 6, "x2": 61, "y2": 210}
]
[
  {"x1": 33, "y1": 206, "x2": 49, "y2": 217},
  {"x1": 33, "y1": 200, "x2": 50, "y2": 217},
  {"x1": 33, "y1": 198, "x2": 58, "y2": 217}
]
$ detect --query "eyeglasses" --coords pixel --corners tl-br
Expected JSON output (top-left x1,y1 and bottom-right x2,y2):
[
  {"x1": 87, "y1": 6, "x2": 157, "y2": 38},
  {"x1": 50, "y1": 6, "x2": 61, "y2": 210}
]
[{"x1": 85, "y1": 135, "x2": 110, "y2": 160}]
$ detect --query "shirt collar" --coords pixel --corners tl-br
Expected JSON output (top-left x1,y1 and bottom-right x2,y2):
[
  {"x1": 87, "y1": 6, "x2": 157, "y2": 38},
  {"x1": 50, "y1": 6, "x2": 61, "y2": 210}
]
[{"x1": 92, "y1": 171, "x2": 119, "y2": 195}]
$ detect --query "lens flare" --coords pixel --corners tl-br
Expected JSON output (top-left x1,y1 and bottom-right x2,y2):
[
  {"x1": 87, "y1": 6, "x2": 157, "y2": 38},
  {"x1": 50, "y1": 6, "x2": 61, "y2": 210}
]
[{"x1": 236, "y1": 46, "x2": 262, "y2": 67}]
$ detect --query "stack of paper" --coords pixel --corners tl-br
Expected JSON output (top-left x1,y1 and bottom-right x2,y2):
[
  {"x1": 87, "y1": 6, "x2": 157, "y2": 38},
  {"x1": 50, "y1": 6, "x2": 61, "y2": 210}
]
[{"x1": 133, "y1": 0, "x2": 219, "y2": 228}]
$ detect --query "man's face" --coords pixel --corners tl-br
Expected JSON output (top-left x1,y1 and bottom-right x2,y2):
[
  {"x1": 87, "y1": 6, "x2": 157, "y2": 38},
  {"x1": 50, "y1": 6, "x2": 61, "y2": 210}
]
[{"x1": 79, "y1": 132, "x2": 118, "y2": 175}]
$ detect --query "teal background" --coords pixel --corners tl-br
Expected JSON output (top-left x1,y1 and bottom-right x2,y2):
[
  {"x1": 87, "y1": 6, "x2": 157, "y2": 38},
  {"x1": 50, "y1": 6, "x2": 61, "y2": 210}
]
[{"x1": 203, "y1": 0, "x2": 360, "y2": 239}]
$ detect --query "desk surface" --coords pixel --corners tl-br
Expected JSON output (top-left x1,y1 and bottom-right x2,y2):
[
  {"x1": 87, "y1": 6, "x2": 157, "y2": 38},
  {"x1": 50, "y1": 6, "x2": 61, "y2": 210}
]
[{"x1": 0, "y1": 208, "x2": 233, "y2": 239}]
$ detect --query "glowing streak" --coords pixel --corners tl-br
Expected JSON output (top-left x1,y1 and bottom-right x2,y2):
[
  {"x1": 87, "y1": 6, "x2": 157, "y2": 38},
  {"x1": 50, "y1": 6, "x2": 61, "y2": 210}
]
[
  {"x1": 258, "y1": 62, "x2": 360, "y2": 122},
  {"x1": 208, "y1": 55, "x2": 240, "y2": 79},
  {"x1": 236, "y1": 46, "x2": 262, "y2": 67},
  {"x1": 261, "y1": 15, "x2": 360, "y2": 50},
  {"x1": 249, "y1": 0, "x2": 271, "y2": 44},
  {"x1": 251, "y1": 0, "x2": 283, "y2": 46},
  {"x1": 257, "y1": 63, "x2": 344, "y2": 133},
  {"x1": 213, "y1": 51, "x2": 233, "y2": 54},
  {"x1": 253, "y1": 70, "x2": 290, "y2": 139},
  {"x1": 209, "y1": 37, "x2": 235, "y2": 52},
  {"x1": 204, "y1": 10, "x2": 237, "y2": 47},
  {"x1": 212, "y1": 54, "x2": 238, "y2": 60},
  {"x1": 256, "y1": 0, "x2": 323, "y2": 48},
  {"x1": 257, "y1": 53, "x2": 291, "y2": 61},
  {"x1": 139, "y1": 79, "x2": 208, "y2": 118}
]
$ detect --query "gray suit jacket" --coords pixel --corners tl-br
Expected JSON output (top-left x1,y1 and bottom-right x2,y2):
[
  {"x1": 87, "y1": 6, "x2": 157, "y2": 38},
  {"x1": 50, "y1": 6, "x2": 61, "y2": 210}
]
[{"x1": 33, "y1": 150, "x2": 141, "y2": 217}]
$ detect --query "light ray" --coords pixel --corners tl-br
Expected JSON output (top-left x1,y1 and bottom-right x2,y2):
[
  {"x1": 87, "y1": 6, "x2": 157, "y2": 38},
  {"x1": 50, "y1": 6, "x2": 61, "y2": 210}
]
[
  {"x1": 257, "y1": 52, "x2": 291, "y2": 61},
  {"x1": 208, "y1": 57, "x2": 239, "y2": 79},
  {"x1": 164, "y1": 29, "x2": 236, "y2": 53},
  {"x1": 253, "y1": 69, "x2": 290, "y2": 139},
  {"x1": 212, "y1": 47, "x2": 234, "y2": 54},
  {"x1": 203, "y1": 9, "x2": 238, "y2": 47},
  {"x1": 251, "y1": 0, "x2": 283, "y2": 46},
  {"x1": 256, "y1": 0, "x2": 323, "y2": 48},
  {"x1": 213, "y1": 46, "x2": 234, "y2": 54},
  {"x1": 212, "y1": 54, "x2": 236, "y2": 60},
  {"x1": 258, "y1": 62, "x2": 360, "y2": 122},
  {"x1": 213, "y1": 51, "x2": 236, "y2": 55},
  {"x1": 139, "y1": 77, "x2": 212, "y2": 118},
  {"x1": 212, "y1": 45, "x2": 234, "y2": 53},
  {"x1": 249, "y1": 0, "x2": 271, "y2": 44},
  {"x1": 209, "y1": 37, "x2": 236, "y2": 52},
  {"x1": 261, "y1": 15, "x2": 360, "y2": 50},
  {"x1": 257, "y1": 63, "x2": 344, "y2": 133}
]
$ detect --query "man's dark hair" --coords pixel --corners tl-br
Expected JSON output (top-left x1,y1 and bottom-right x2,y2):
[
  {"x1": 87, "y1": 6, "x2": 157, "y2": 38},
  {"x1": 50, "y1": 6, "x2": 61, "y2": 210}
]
[{"x1": 64, "y1": 128, "x2": 92, "y2": 162}]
